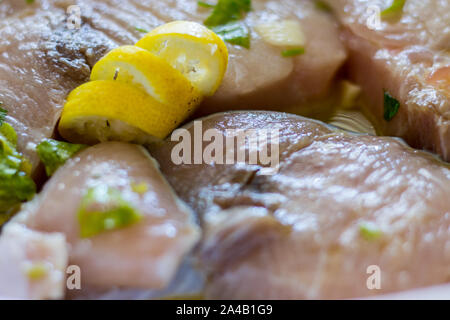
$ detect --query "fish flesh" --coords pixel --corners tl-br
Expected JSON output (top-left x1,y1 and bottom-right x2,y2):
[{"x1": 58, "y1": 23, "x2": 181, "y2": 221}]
[
  {"x1": 0, "y1": 0, "x2": 114, "y2": 171},
  {"x1": 323, "y1": 0, "x2": 450, "y2": 161},
  {"x1": 2, "y1": 142, "x2": 200, "y2": 296},
  {"x1": 151, "y1": 111, "x2": 450, "y2": 299},
  {"x1": 0, "y1": 223, "x2": 68, "y2": 300},
  {"x1": 0, "y1": 0, "x2": 346, "y2": 172}
]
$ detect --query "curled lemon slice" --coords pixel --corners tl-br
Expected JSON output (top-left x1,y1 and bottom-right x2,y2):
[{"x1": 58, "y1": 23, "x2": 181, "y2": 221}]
[
  {"x1": 91, "y1": 46, "x2": 202, "y2": 111},
  {"x1": 59, "y1": 81, "x2": 184, "y2": 144},
  {"x1": 59, "y1": 21, "x2": 229, "y2": 145},
  {"x1": 136, "y1": 21, "x2": 229, "y2": 96}
]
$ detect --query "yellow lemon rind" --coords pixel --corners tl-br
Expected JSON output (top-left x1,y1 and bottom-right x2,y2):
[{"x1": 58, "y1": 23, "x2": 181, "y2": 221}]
[{"x1": 59, "y1": 81, "x2": 185, "y2": 144}]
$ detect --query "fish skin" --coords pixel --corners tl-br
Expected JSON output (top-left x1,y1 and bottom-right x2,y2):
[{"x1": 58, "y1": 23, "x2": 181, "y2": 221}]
[
  {"x1": 0, "y1": 0, "x2": 346, "y2": 173},
  {"x1": 0, "y1": 3, "x2": 115, "y2": 171},
  {"x1": 151, "y1": 111, "x2": 450, "y2": 299},
  {"x1": 10, "y1": 142, "x2": 200, "y2": 291},
  {"x1": 323, "y1": 0, "x2": 450, "y2": 161}
]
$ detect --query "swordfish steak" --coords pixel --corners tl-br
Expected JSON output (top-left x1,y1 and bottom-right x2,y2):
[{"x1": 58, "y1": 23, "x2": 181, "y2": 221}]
[
  {"x1": 151, "y1": 111, "x2": 450, "y2": 299},
  {"x1": 3, "y1": 142, "x2": 200, "y2": 294},
  {"x1": 0, "y1": 0, "x2": 346, "y2": 172},
  {"x1": 323, "y1": 0, "x2": 450, "y2": 161},
  {"x1": 0, "y1": 0, "x2": 115, "y2": 171}
]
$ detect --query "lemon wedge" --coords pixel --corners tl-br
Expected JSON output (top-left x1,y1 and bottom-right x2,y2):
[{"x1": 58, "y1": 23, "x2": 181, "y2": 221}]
[
  {"x1": 91, "y1": 46, "x2": 202, "y2": 111},
  {"x1": 136, "y1": 21, "x2": 228, "y2": 96},
  {"x1": 59, "y1": 80, "x2": 184, "y2": 144},
  {"x1": 59, "y1": 21, "x2": 230, "y2": 145}
]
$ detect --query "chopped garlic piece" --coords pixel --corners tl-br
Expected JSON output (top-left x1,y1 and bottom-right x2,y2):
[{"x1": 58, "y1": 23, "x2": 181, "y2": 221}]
[
  {"x1": 255, "y1": 20, "x2": 305, "y2": 47},
  {"x1": 24, "y1": 262, "x2": 50, "y2": 281}
]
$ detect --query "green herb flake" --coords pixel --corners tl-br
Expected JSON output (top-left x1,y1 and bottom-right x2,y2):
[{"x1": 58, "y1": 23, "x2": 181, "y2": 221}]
[
  {"x1": 135, "y1": 27, "x2": 149, "y2": 33},
  {"x1": 198, "y1": 1, "x2": 215, "y2": 8},
  {"x1": 381, "y1": 0, "x2": 406, "y2": 20},
  {"x1": 0, "y1": 122, "x2": 36, "y2": 219},
  {"x1": 36, "y1": 139, "x2": 87, "y2": 176},
  {"x1": 212, "y1": 21, "x2": 250, "y2": 49},
  {"x1": 383, "y1": 90, "x2": 400, "y2": 121},
  {"x1": 0, "y1": 123, "x2": 18, "y2": 160},
  {"x1": 359, "y1": 222, "x2": 383, "y2": 241},
  {"x1": 282, "y1": 47, "x2": 305, "y2": 57},
  {"x1": 0, "y1": 172, "x2": 36, "y2": 215},
  {"x1": 204, "y1": 0, "x2": 251, "y2": 27},
  {"x1": 315, "y1": 1, "x2": 332, "y2": 12},
  {"x1": 0, "y1": 104, "x2": 7, "y2": 126},
  {"x1": 26, "y1": 0, "x2": 35, "y2": 4},
  {"x1": 202, "y1": 0, "x2": 252, "y2": 48},
  {"x1": 78, "y1": 186, "x2": 143, "y2": 238}
]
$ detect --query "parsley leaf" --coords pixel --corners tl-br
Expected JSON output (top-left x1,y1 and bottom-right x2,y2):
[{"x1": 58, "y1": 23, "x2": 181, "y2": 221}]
[
  {"x1": 282, "y1": 47, "x2": 305, "y2": 57},
  {"x1": 135, "y1": 27, "x2": 149, "y2": 33},
  {"x1": 202, "y1": 0, "x2": 252, "y2": 48},
  {"x1": 0, "y1": 173, "x2": 36, "y2": 215},
  {"x1": 383, "y1": 90, "x2": 400, "y2": 121},
  {"x1": 0, "y1": 104, "x2": 7, "y2": 126},
  {"x1": 212, "y1": 21, "x2": 250, "y2": 49},
  {"x1": 0, "y1": 122, "x2": 36, "y2": 217},
  {"x1": 381, "y1": 0, "x2": 406, "y2": 20},
  {"x1": 78, "y1": 186, "x2": 142, "y2": 238},
  {"x1": 360, "y1": 222, "x2": 383, "y2": 241},
  {"x1": 36, "y1": 139, "x2": 87, "y2": 176},
  {"x1": 204, "y1": 0, "x2": 251, "y2": 27}
]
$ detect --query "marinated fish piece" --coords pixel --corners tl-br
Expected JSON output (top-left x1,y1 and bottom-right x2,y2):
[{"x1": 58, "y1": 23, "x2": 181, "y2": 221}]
[
  {"x1": 151, "y1": 111, "x2": 450, "y2": 299},
  {"x1": 197, "y1": 0, "x2": 347, "y2": 114},
  {"x1": 0, "y1": 2, "x2": 114, "y2": 171},
  {"x1": 323, "y1": 0, "x2": 450, "y2": 160},
  {"x1": 0, "y1": 0, "x2": 345, "y2": 173},
  {"x1": 69, "y1": 258, "x2": 205, "y2": 300},
  {"x1": 12, "y1": 142, "x2": 200, "y2": 290},
  {"x1": 76, "y1": 0, "x2": 346, "y2": 113},
  {"x1": 0, "y1": 223, "x2": 68, "y2": 300},
  {"x1": 0, "y1": 0, "x2": 39, "y2": 18}
]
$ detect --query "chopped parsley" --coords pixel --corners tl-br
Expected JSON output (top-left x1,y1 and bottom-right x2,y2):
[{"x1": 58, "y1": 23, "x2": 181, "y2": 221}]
[
  {"x1": 212, "y1": 21, "x2": 250, "y2": 49},
  {"x1": 282, "y1": 47, "x2": 305, "y2": 57},
  {"x1": 135, "y1": 27, "x2": 149, "y2": 33},
  {"x1": 204, "y1": 0, "x2": 251, "y2": 26},
  {"x1": 78, "y1": 185, "x2": 143, "y2": 238},
  {"x1": 0, "y1": 117, "x2": 36, "y2": 218},
  {"x1": 359, "y1": 222, "x2": 383, "y2": 241},
  {"x1": 26, "y1": 0, "x2": 35, "y2": 4},
  {"x1": 0, "y1": 171, "x2": 36, "y2": 215},
  {"x1": 202, "y1": 0, "x2": 251, "y2": 48},
  {"x1": 37, "y1": 139, "x2": 87, "y2": 176},
  {"x1": 381, "y1": 0, "x2": 406, "y2": 20},
  {"x1": 383, "y1": 90, "x2": 400, "y2": 121},
  {"x1": 0, "y1": 103, "x2": 7, "y2": 126}
]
